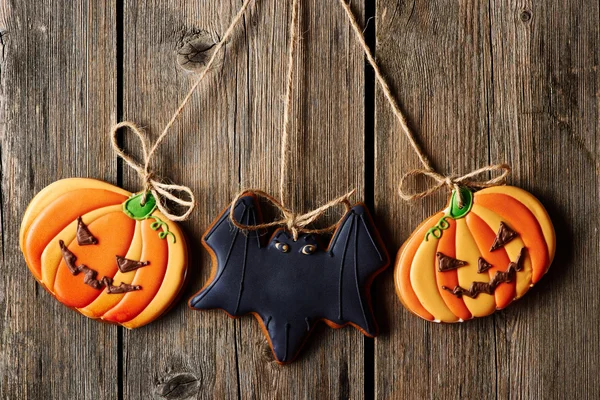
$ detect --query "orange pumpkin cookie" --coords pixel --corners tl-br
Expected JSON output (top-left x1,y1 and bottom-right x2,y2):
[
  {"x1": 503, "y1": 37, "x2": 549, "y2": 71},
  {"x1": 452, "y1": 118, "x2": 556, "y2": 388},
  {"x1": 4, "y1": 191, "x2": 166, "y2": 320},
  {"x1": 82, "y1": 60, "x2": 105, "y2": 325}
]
[
  {"x1": 20, "y1": 178, "x2": 188, "y2": 328},
  {"x1": 395, "y1": 186, "x2": 555, "y2": 322}
]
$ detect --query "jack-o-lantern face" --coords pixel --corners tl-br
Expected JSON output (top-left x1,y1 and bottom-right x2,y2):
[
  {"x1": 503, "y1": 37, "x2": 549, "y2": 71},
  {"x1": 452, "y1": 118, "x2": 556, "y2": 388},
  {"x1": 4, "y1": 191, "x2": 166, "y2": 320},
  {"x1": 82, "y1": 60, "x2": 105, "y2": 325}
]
[
  {"x1": 395, "y1": 186, "x2": 555, "y2": 322},
  {"x1": 19, "y1": 178, "x2": 188, "y2": 329}
]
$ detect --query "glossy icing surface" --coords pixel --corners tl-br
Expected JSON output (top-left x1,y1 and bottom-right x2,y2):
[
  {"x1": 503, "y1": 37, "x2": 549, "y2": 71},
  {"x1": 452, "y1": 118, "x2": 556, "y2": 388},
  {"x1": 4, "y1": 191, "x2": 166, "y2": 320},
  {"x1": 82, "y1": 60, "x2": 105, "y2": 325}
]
[
  {"x1": 189, "y1": 193, "x2": 390, "y2": 364},
  {"x1": 395, "y1": 186, "x2": 555, "y2": 323},
  {"x1": 20, "y1": 178, "x2": 188, "y2": 329}
]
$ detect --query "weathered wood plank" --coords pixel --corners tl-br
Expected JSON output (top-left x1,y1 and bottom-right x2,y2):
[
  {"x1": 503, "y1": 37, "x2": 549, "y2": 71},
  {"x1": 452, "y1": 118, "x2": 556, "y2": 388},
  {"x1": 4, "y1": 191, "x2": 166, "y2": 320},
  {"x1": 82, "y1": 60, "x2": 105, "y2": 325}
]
[
  {"x1": 374, "y1": 1, "x2": 600, "y2": 399},
  {"x1": 121, "y1": 0, "x2": 365, "y2": 398},
  {"x1": 374, "y1": 1, "x2": 500, "y2": 399},
  {"x1": 488, "y1": 2, "x2": 600, "y2": 398},
  {"x1": 0, "y1": 2, "x2": 118, "y2": 399}
]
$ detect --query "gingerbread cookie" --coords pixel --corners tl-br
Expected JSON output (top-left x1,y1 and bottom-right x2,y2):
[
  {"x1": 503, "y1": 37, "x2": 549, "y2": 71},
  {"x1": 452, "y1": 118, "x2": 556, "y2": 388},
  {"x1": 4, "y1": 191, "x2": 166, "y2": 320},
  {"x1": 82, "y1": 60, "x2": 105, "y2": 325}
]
[
  {"x1": 20, "y1": 178, "x2": 188, "y2": 328},
  {"x1": 189, "y1": 192, "x2": 389, "y2": 364},
  {"x1": 395, "y1": 186, "x2": 555, "y2": 322}
]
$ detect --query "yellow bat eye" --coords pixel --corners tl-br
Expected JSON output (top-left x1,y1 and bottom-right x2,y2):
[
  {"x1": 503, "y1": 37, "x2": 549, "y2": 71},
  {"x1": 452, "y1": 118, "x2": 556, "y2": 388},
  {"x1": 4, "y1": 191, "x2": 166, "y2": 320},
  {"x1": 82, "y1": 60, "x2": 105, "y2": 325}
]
[
  {"x1": 301, "y1": 244, "x2": 316, "y2": 255},
  {"x1": 275, "y1": 242, "x2": 290, "y2": 253}
]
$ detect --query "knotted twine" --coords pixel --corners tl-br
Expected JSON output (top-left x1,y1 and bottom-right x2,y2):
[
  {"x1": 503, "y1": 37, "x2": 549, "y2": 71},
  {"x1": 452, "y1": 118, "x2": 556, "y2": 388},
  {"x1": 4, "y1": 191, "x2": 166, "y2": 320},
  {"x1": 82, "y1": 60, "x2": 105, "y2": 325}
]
[
  {"x1": 229, "y1": 0, "x2": 356, "y2": 241},
  {"x1": 337, "y1": 0, "x2": 511, "y2": 207},
  {"x1": 110, "y1": 0, "x2": 256, "y2": 221}
]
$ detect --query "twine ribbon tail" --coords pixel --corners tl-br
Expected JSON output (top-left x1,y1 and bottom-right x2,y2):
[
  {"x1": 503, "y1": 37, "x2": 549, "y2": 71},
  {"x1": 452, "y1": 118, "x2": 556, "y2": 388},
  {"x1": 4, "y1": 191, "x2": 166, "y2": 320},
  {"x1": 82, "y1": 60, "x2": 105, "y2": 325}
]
[{"x1": 150, "y1": 181, "x2": 196, "y2": 221}]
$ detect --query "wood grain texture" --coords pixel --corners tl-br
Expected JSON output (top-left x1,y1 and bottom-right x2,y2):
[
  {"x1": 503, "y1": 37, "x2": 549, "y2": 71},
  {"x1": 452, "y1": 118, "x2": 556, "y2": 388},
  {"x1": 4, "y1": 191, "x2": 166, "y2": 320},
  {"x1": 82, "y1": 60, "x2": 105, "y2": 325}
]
[
  {"x1": 0, "y1": 1, "x2": 118, "y2": 399},
  {"x1": 374, "y1": 1, "x2": 600, "y2": 399},
  {"x1": 1, "y1": 0, "x2": 599, "y2": 398},
  {"x1": 120, "y1": 0, "x2": 366, "y2": 398}
]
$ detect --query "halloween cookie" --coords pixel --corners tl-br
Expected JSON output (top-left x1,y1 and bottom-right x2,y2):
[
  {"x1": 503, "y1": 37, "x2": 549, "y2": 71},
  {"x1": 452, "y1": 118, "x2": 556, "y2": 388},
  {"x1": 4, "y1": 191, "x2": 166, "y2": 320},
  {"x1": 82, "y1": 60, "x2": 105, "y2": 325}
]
[
  {"x1": 395, "y1": 186, "x2": 555, "y2": 322},
  {"x1": 189, "y1": 192, "x2": 390, "y2": 364},
  {"x1": 20, "y1": 178, "x2": 188, "y2": 328}
]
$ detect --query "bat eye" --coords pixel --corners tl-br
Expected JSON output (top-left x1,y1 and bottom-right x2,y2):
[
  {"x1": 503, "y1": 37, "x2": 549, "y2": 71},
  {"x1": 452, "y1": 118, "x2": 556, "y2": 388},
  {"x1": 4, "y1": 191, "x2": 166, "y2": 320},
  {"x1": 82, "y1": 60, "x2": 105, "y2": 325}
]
[
  {"x1": 301, "y1": 244, "x2": 316, "y2": 255},
  {"x1": 275, "y1": 242, "x2": 290, "y2": 253}
]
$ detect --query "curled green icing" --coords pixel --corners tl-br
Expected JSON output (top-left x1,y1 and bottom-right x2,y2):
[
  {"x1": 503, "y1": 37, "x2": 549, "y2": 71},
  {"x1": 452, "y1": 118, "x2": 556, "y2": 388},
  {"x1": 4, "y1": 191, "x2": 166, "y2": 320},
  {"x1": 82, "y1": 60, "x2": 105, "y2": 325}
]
[
  {"x1": 150, "y1": 216, "x2": 176, "y2": 243},
  {"x1": 425, "y1": 216, "x2": 451, "y2": 241},
  {"x1": 123, "y1": 192, "x2": 157, "y2": 220},
  {"x1": 425, "y1": 187, "x2": 474, "y2": 241}
]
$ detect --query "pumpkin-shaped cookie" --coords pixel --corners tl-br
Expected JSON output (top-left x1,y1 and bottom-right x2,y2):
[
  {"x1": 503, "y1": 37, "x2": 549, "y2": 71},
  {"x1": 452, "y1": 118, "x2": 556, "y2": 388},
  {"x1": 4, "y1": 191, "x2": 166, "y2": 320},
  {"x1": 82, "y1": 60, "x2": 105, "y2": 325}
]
[
  {"x1": 395, "y1": 186, "x2": 555, "y2": 322},
  {"x1": 20, "y1": 178, "x2": 188, "y2": 328}
]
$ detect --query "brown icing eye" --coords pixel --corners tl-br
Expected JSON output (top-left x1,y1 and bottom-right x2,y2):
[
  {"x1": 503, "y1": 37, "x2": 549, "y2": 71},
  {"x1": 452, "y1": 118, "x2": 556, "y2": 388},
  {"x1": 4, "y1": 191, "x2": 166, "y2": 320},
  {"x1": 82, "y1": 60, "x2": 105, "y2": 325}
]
[
  {"x1": 301, "y1": 244, "x2": 316, "y2": 255},
  {"x1": 275, "y1": 242, "x2": 290, "y2": 253}
]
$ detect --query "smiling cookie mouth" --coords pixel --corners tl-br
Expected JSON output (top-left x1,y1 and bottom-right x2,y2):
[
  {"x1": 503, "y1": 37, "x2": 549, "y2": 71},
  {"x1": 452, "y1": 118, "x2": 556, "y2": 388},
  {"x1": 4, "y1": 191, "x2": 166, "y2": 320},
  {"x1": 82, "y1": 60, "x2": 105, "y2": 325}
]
[{"x1": 442, "y1": 247, "x2": 527, "y2": 298}]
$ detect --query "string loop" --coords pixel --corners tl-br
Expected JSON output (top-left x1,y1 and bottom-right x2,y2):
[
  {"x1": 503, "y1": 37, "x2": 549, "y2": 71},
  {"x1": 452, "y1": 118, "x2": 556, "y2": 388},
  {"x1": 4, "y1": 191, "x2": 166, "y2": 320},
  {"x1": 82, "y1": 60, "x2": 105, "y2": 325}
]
[
  {"x1": 229, "y1": 189, "x2": 355, "y2": 241},
  {"x1": 398, "y1": 164, "x2": 512, "y2": 203},
  {"x1": 110, "y1": 122, "x2": 196, "y2": 221}
]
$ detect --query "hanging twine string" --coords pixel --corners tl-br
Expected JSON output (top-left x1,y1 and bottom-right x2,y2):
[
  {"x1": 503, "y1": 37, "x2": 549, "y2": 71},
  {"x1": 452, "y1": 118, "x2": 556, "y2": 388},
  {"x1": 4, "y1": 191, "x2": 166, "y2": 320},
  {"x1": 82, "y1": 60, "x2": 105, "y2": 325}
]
[
  {"x1": 229, "y1": 0, "x2": 355, "y2": 240},
  {"x1": 111, "y1": 0, "x2": 256, "y2": 221},
  {"x1": 337, "y1": 0, "x2": 511, "y2": 205}
]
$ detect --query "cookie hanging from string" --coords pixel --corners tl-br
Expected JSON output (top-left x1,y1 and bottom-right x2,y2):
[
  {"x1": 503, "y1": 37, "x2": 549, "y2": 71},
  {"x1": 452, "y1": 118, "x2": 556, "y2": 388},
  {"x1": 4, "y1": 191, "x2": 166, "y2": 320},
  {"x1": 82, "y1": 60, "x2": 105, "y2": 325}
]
[
  {"x1": 19, "y1": 0, "x2": 254, "y2": 328},
  {"x1": 338, "y1": 0, "x2": 555, "y2": 322},
  {"x1": 188, "y1": 0, "x2": 390, "y2": 364},
  {"x1": 19, "y1": 127, "x2": 191, "y2": 329}
]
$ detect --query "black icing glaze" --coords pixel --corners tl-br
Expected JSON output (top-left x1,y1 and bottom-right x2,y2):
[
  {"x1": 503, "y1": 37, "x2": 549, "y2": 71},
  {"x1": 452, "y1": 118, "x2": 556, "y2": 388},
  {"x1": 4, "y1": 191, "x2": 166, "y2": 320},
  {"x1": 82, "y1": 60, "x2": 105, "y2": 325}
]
[{"x1": 189, "y1": 193, "x2": 390, "y2": 364}]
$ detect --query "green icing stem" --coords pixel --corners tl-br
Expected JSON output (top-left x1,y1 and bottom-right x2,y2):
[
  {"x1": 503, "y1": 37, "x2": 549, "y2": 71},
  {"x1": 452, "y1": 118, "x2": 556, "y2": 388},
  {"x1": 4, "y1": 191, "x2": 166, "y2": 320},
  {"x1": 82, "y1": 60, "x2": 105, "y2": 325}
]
[
  {"x1": 424, "y1": 187, "x2": 474, "y2": 241},
  {"x1": 122, "y1": 192, "x2": 176, "y2": 243},
  {"x1": 123, "y1": 192, "x2": 157, "y2": 220},
  {"x1": 149, "y1": 216, "x2": 176, "y2": 243}
]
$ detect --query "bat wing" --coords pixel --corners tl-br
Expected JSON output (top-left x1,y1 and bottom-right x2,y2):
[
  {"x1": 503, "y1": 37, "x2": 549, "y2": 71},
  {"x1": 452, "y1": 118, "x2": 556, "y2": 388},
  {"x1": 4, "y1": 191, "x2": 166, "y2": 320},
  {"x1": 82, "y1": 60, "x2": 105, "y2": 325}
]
[
  {"x1": 189, "y1": 194, "x2": 263, "y2": 314},
  {"x1": 323, "y1": 204, "x2": 390, "y2": 336}
]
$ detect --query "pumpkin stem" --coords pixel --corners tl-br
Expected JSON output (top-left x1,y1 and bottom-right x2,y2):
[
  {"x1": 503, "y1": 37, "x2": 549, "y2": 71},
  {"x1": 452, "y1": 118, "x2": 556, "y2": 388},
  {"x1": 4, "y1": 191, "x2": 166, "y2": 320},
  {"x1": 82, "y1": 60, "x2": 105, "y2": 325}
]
[
  {"x1": 424, "y1": 188, "x2": 474, "y2": 241},
  {"x1": 123, "y1": 192, "x2": 158, "y2": 220},
  {"x1": 448, "y1": 187, "x2": 473, "y2": 219}
]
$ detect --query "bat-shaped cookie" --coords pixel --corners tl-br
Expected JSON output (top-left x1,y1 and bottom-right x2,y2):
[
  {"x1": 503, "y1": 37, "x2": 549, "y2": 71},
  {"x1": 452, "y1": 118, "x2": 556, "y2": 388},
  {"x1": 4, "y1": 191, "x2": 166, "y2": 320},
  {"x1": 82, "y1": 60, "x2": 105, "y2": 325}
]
[{"x1": 189, "y1": 192, "x2": 390, "y2": 364}]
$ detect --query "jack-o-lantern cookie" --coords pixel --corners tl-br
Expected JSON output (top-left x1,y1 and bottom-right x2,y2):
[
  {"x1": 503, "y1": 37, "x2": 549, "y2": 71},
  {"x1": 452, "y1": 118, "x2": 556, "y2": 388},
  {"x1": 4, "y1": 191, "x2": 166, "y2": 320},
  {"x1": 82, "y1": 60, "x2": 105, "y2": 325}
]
[
  {"x1": 20, "y1": 178, "x2": 188, "y2": 328},
  {"x1": 395, "y1": 186, "x2": 555, "y2": 322}
]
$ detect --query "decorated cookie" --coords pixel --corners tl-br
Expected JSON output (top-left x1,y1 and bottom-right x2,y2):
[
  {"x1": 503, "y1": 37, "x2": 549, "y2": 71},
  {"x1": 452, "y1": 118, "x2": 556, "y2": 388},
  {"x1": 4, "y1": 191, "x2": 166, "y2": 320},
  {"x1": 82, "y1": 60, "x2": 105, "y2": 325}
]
[
  {"x1": 189, "y1": 192, "x2": 389, "y2": 364},
  {"x1": 395, "y1": 186, "x2": 555, "y2": 322},
  {"x1": 20, "y1": 178, "x2": 188, "y2": 329}
]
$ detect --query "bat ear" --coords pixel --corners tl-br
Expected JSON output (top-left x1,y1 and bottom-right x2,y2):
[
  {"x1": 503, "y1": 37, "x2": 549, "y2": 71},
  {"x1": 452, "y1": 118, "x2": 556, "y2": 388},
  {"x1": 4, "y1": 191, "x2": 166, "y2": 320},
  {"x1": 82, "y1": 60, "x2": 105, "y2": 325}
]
[
  {"x1": 229, "y1": 192, "x2": 264, "y2": 227},
  {"x1": 328, "y1": 204, "x2": 389, "y2": 266},
  {"x1": 203, "y1": 191, "x2": 264, "y2": 246}
]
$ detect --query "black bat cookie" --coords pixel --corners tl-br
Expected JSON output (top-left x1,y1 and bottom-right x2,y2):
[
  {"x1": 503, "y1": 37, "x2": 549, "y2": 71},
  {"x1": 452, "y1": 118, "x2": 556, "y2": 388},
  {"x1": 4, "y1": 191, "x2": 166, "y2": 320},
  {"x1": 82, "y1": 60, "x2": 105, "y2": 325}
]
[{"x1": 189, "y1": 192, "x2": 390, "y2": 364}]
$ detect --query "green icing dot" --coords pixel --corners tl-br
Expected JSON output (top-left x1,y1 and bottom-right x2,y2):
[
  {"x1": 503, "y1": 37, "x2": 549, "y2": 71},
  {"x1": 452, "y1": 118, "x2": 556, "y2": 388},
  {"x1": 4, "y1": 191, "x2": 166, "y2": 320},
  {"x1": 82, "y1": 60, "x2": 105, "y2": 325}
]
[{"x1": 123, "y1": 192, "x2": 157, "y2": 220}]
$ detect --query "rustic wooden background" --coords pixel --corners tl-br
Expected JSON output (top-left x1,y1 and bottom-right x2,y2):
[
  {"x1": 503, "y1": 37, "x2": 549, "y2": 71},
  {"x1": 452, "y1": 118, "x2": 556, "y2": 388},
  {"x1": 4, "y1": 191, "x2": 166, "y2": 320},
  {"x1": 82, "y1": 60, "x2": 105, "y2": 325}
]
[{"x1": 1, "y1": 0, "x2": 598, "y2": 399}]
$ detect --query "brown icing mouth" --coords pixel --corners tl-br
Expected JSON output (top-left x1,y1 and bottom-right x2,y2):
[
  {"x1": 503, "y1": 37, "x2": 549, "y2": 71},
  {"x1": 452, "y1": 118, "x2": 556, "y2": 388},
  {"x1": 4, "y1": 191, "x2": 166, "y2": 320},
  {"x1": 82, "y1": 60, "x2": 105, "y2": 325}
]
[{"x1": 442, "y1": 247, "x2": 527, "y2": 298}]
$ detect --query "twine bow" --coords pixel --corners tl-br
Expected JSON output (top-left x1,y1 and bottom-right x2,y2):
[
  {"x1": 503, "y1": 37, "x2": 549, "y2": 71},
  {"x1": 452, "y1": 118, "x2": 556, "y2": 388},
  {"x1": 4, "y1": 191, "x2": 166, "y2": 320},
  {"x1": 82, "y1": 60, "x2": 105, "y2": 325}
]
[
  {"x1": 110, "y1": 121, "x2": 195, "y2": 221},
  {"x1": 398, "y1": 164, "x2": 512, "y2": 206},
  {"x1": 229, "y1": 189, "x2": 355, "y2": 241}
]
